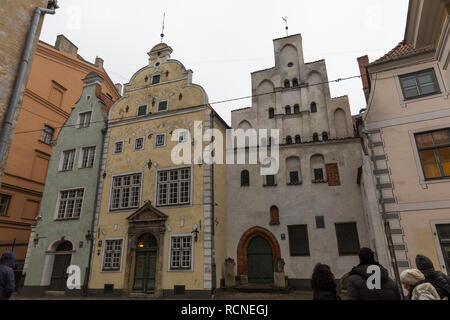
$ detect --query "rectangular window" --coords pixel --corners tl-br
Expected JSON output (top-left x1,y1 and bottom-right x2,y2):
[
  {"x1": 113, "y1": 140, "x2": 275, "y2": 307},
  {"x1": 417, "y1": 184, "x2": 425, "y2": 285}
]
[
  {"x1": 110, "y1": 173, "x2": 141, "y2": 210},
  {"x1": 178, "y1": 130, "x2": 188, "y2": 144},
  {"x1": 265, "y1": 175, "x2": 275, "y2": 186},
  {"x1": 137, "y1": 105, "x2": 147, "y2": 117},
  {"x1": 335, "y1": 223, "x2": 361, "y2": 255},
  {"x1": 288, "y1": 225, "x2": 310, "y2": 256},
  {"x1": 57, "y1": 189, "x2": 84, "y2": 219},
  {"x1": 316, "y1": 216, "x2": 325, "y2": 229},
  {"x1": 314, "y1": 168, "x2": 324, "y2": 181},
  {"x1": 0, "y1": 194, "x2": 11, "y2": 216},
  {"x1": 155, "y1": 133, "x2": 166, "y2": 147},
  {"x1": 289, "y1": 171, "x2": 299, "y2": 184},
  {"x1": 78, "y1": 111, "x2": 92, "y2": 128},
  {"x1": 415, "y1": 129, "x2": 450, "y2": 179},
  {"x1": 399, "y1": 68, "x2": 440, "y2": 100},
  {"x1": 114, "y1": 141, "x2": 124, "y2": 154},
  {"x1": 134, "y1": 137, "x2": 144, "y2": 151},
  {"x1": 170, "y1": 236, "x2": 193, "y2": 270},
  {"x1": 157, "y1": 168, "x2": 191, "y2": 207},
  {"x1": 40, "y1": 125, "x2": 54, "y2": 144},
  {"x1": 157, "y1": 100, "x2": 168, "y2": 112},
  {"x1": 151, "y1": 74, "x2": 161, "y2": 85},
  {"x1": 80, "y1": 146, "x2": 95, "y2": 168},
  {"x1": 61, "y1": 149, "x2": 75, "y2": 171},
  {"x1": 436, "y1": 224, "x2": 450, "y2": 272},
  {"x1": 102, "y1": 239, "x2": 123, "y2": 271}
]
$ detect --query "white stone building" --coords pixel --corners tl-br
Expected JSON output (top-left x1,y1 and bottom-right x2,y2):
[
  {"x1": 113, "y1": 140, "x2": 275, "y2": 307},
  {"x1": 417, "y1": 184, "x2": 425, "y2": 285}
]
[{"x1": 226, "y1": 34, "x2": 375, "y2": 288}]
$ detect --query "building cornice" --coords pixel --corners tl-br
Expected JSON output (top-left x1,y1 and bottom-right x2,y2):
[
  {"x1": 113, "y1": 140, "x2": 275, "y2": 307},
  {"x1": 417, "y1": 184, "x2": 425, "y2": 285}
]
[{"x1": 24, "y1": 89, "x2": 70, "y2": 119}]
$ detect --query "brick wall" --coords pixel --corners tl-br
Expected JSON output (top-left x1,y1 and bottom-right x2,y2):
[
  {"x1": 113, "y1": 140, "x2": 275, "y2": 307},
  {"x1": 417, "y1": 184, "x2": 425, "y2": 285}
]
[
  {"x1": 0, "y1": 0, "x2": 49, "y2": 182},
  {"x1": 326, "y1": 163, "x2": 341, "y2": 186}
]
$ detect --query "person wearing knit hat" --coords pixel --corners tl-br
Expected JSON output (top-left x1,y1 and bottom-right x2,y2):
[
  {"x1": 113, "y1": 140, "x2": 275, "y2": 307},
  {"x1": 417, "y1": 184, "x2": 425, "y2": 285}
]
[
  {"x1": 415, "y1": 254, "x2": 450, "y2": 300},
  {"x1": 400, "y1": 269, "x2": 440, "y2": 300}
]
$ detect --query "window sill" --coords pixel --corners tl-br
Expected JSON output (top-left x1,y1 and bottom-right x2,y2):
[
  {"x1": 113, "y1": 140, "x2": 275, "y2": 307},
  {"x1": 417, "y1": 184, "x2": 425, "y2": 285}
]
[
  {"x1": 240, "y1": 184, "x2": 250, "y2": 187},
  {"x1": 400, "y1": 91, "x2": 447, "y2": 107},
  {"x1": 290, "y1": 254, "x2": 310, "y2": 257},
  {"x1": 269, "y1": 221, "x2": 280, "y2": 226},
  {"x1": 420, "y1": 176, "x2": 450, "y2": 189},
  {"x1": 109, "y1": 207, "x2": 140, "y2": 213},
  {"x1": 58, "y1": 169, "x2": 74, "y2": 173},
  {"x1": 263, "y1": 184, "x2": 277, "y2": 187},
  {"x1": 54, "y1": 217, "x2": 80, "y2": 221},
  {"x1": 287, "y1": 182, "x2": 302, "y2": 186},
  {"x1": 312, "y1": 179, "x2": 327, "y2": 184},
  {"x1": 168, "y1": 269, "x2": 194, "y2": 273},
  {"x1": 38, "y1": 140, "x2": 52, "y2": 146}
]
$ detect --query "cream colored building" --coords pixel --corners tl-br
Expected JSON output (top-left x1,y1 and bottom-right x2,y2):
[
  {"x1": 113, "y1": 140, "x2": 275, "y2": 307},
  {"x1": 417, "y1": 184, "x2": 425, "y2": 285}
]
[
  {"x1": 359, "y1": 0, "x2": 450, "y2": 279},
  {"x1": 88, "y1": 43, "x2": 228, "y2": 298}
]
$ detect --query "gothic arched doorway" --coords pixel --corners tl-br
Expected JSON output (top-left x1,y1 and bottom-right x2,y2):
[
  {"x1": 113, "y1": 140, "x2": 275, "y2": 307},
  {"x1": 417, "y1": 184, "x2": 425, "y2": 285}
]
[
  {"x1": 49, "y1": 240, "x2": 73, "y2": 291},
  {"x1": 133, "y1": 233, "x2": 158, "y2": 293},
  {"x1": 247, "y1": 236, "x2": 273, "y2": 283}
]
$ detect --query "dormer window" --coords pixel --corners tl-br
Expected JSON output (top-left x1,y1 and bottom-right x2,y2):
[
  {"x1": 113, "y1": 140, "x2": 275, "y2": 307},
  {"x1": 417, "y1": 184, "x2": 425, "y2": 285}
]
[{"x1": 151, "y1": 74, "x2": 161, "y2": 85}]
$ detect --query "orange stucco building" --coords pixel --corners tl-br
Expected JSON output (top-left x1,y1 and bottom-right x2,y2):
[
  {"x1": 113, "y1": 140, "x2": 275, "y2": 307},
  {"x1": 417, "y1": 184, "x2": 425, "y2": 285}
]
[{"x1": 0, "y1": 35, "x2": 120, "y2": 271}]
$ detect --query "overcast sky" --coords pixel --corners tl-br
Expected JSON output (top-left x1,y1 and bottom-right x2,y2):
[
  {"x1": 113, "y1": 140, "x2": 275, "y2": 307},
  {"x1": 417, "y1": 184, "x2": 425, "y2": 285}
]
[{"x1": 40, "y1": 0, "x2": 409, "y2": 125}]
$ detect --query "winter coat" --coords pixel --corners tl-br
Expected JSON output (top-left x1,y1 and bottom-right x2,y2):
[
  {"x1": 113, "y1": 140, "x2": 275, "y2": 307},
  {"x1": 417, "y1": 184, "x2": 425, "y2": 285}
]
[
  {"x1": 0, "y1": 251, "x2": 15, "y2": 300},
  {"x1": 313, "y1": 290, "x2": 341, "y2": 300},
  {"x1": 415, "y1": 255, "x2": 450, "y2": 300},
  {"x1": 410, "y1": 282, "x2": 440, "y2": 300},
  {"x1": 346, "y1": 264, "x2": 400, "y2": 300}
]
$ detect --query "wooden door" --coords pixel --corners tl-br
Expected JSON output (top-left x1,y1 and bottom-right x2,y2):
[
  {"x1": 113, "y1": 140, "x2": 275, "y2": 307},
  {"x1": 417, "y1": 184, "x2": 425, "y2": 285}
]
[
  {"x1": 247, "y1": 236, "x2": 273, "y2": 284},
  {"x1": 133, "y1": 251, "x2": 157, "y2": 293},
  {"x1": 49, "y1": 254, "x2": 71, "y2": 291}
]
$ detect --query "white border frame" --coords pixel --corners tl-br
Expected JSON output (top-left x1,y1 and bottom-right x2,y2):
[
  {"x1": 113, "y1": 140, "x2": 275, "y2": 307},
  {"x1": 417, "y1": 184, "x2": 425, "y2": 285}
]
[
  {"x1": 136, "y1": 104, "x2": 148, "y2": 117},
  {"x1": 133, "y1": 136, "x2": 145, "y2": 151},
  {"x1": 78, "y1": 145, "x2": 97, "y2": 169},
  {"x1": 154, "y1": 165, "x2": 194, "y2": 209},
  {"x1": 157, "y1": 99, "x2": 169, "y2": 112},
  {"x1": 108, "y1": 170, "x2": 144, "y2": 213},
  {"x1": 53, "y1": 186, "x2": 85, "y2": 221},
  {"x1": 100, "y1": 237, "x2": 126, "y2": 273},
  {"x1": 154, "y1": 133, "x2": 166, "y2": 148},
  {"x1": 113, "y1": 140, "x2": 124, "y2": 155},
  {"x1": 77, "y1": 111, "x2": 93, "y2": 129},
  {"x1": 167, "y1": 234, "x2": 194, "y2": 272},
  {"x1": 58, "y1": 148, "x2": 77, "y2": 172}
]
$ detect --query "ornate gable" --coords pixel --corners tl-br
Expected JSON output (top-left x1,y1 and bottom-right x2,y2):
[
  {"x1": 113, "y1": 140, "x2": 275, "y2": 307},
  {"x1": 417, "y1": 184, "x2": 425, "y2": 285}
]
[{"x1": 127, "y1": 201, "x2": 168, "y2": 223}]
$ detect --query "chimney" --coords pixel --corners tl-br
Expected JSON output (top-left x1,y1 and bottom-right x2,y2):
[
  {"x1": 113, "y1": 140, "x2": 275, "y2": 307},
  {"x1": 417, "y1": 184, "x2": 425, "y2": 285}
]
[
  {"x1": 114, "y1": 83, "x2": 123, "y2": 96},
  {"x1": 95, "y1": 57, "x2": 104, "y2": 69},
  {"x1": 54, "y1": 35, "x2": 78, "y2": 55},
  {"x1": 357, "y1": 55, "x2": 370, "y2": 103}
]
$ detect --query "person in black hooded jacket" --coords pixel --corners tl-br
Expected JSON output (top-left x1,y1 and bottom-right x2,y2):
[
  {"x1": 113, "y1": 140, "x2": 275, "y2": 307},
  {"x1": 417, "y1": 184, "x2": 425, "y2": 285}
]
[
  {"x1": 346, "y1": 248, "x2": 400, "y2": 300},
  {"x1": 0, "y1": 251, "x2": 15, "y2": 300},
  {"x1": 311, "y1": 263, "x2": 341, "y2": 300},
  {"x1": 415, "y1": 254, "x2": 450, "y2": 300}
]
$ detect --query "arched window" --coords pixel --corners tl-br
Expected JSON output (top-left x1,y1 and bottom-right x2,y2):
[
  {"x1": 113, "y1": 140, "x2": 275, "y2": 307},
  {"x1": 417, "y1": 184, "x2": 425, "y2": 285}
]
[
  {"x1": 322, "y1": 132, "x2": 329, "y2": 141},
  {"x1": 137, "y1": 233, "x2": 157, "y2": 249},
  {"x1": 268, "y1": 108, "x2": 275, "y2": 119},
  {"x1": 241, "y1": 170, "x2": 250, "y2": 186},
  {"x1": 313, "y1": 133, "x2": 319, "y2": 142},
  {"x1": 286, "y1": 156, "x2": 301, "y2": 185},
  {"x1": 270, "y1": 206, "x2": 280, "y2": 225},
  {"x1": 285, "y1": 106, "x2": 291, "y2": 115},
  {"x1": 311, "y1": 102, "x2": 317, "y2": 113},
  {"x1": 292, "y1": 78, "x2": 299, "y2": 87},
  {"x1": 294, "y1": 104, "x2": 300, "y2": 114},
  {"x1": 56, "y1": 241, "x2": 73, "y2": 252},
  {"x1": 286, "y1": 136, "x2": 293, "y2": 144},
  {"x1": 295, "y1": 135, "x2": 301, "y2": 144},
  {"x1": 284, "y1": 80, "x2": 290, "y2": 88}
]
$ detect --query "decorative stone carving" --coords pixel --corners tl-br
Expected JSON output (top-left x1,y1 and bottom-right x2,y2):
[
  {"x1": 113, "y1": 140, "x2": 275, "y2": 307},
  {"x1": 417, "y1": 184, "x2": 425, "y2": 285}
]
[{"x1": 223, "y1": 258, "x2": 236, "y2": 288}]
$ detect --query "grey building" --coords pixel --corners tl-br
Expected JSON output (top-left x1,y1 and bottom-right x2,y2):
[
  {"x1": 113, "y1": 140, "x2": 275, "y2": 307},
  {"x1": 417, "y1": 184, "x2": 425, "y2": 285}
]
[
  {"x1": 227, "y1": 34, "x2": 374, "y2": 288},
  {"x1": 21, "y1": 73, "x2": 111, "y2": 296}
]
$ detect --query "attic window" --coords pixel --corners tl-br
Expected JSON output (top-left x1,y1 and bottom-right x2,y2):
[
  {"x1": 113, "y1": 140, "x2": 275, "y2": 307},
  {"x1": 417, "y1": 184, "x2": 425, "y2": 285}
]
[
  {"x1": 288, "y1": 62, "x2": 294, "y2": 67},
  {"x1": 152, "y1": 75, "x2": 161, "y2": 85}
]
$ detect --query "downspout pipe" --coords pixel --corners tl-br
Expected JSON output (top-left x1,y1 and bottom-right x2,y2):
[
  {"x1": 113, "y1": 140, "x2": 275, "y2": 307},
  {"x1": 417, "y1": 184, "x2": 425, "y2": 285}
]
[
  {"x1": 210, "y1": 110, "x2": 217, "y2": 295},
  {"x1": 0, "y1": 3, "x2": 58, "y2": 167}
]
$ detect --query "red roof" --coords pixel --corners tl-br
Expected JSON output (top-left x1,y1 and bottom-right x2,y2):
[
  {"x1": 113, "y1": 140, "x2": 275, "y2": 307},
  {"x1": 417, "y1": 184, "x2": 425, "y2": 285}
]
[
  {"x1": 369, "y1": 41, "x2": 434, "y2": 66},
  {"x1": 100, "y1": 93, "x2": 115, "y2": 111}
]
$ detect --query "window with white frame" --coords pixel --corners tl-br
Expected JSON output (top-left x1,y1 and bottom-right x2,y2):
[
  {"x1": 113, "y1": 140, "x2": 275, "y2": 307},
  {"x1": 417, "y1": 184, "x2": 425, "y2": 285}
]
[
  {"x1": 178, "y1": 130, "x2": 189, "y2": 144},
  {"x1": 155, "y1": 133, "x2": 166, "y2": 147},
  {"x1": 110, "y1": 173, "x2": 142, "y2": 210},
  {"x1": 57, "y1": 189, "x2": 84, "y2": 219},
  {"x1": 60, "y1": 149, "x2": 75, "y2": 171},
  {"x1": 157, "y1": 100, "x2": 168, "y2": 112},
  {"x1": 157, "y1": 168, "x2": 191, "y2": 207},
  {"x1": 170, "y1": 236, "x2": 193, "y2": 270},
  {"x1": 399, "y1": 68, "x2": 440, "y2": 100},
  {"x1": 134, "y1": 137, "x2": 144, "y2": 150},
  {"x1": 114, "y1": 141, "x2": 123, "y2": 154},
  {"x1": 40, "y1": 125, "x2": 54, "y2": 144},
  {"x1": 102, "y1": 239, "x2": 123, "y2": 271},
  {"x1": 80, "y1": 146, "x2": 95, "y2": 168},
  {"x1": 78, "y1": 111, "x2": 92, "y2": 128}
]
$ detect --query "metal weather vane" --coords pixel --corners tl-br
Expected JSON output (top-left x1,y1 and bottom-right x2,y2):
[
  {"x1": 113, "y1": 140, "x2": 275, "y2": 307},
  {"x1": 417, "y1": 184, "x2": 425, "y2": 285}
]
[
  {"x1": 282, "y1": 16, "x2": 288, "y2": 36},
  {"x1": 160, "y1": 12, "x2": 166, "y2": 43}
]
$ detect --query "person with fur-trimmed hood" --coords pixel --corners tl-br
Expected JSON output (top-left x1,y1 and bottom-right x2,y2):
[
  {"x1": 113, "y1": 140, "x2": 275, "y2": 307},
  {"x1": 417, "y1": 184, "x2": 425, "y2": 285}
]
[
  {"x1": 346, "y1": 247, "x2": 400, "y2": 300},
  {"x1": 400, "y1": 268, "x2": 440, "y2": 300},
  {"x1": 0, "y1": 251, "x2": 16, "y2": 300},
  {"x1": 415, "y1": 254, "x2": 450, "y2": 300}
]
